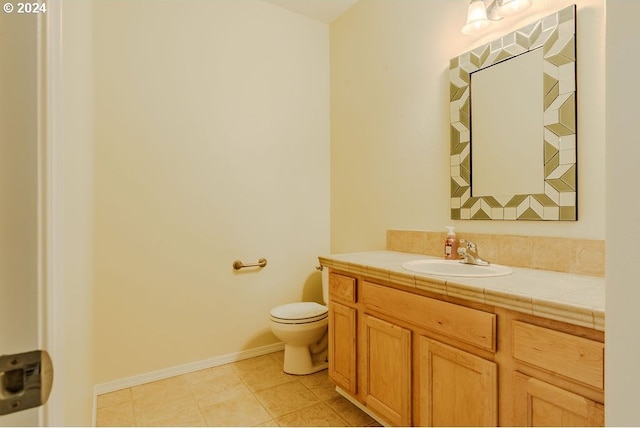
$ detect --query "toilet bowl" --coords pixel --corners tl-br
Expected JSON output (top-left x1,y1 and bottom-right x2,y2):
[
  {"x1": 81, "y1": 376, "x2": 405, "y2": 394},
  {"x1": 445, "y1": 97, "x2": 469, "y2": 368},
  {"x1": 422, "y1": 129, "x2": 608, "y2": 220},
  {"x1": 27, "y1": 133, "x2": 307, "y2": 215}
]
[{"x1": 269, "y1": 269, "x2": 329, "y2": 375}]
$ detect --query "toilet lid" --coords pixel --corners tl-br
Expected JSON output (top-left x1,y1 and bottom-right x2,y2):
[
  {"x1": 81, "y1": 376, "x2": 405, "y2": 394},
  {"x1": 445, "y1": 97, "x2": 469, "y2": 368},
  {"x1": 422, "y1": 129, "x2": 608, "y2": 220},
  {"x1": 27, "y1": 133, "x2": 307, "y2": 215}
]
[{"x1": 270, "y1": 302, "x2": 328, "y2": 323}]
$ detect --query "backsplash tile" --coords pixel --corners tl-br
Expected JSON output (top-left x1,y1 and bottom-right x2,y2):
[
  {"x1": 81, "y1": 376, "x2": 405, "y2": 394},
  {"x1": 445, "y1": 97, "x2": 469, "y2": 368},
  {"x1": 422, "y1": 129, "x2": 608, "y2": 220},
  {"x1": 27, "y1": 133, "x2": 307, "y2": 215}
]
[
  {"x1": 570, "y1": 239, "x2": 605, "y2": 276},
  {"x1": 531, "y1": 236, "x2": 573, "y2": 273},
  {"x1": 386, "y1": 230, "x2": 605, "y2": 277},
  {"x1": 496, "y1": 235, "x2": 534, "y2": 268},
  {"x1": 386, "y1": 230, "x2": 428, "y2": 254}
]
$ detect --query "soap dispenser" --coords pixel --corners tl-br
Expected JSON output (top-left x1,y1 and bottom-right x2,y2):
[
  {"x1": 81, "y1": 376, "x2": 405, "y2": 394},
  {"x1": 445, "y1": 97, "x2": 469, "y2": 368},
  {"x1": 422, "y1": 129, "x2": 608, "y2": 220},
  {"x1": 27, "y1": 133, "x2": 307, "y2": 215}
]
[{"x1": 444, "y1": 226, "x2": 459, "y2": 260}]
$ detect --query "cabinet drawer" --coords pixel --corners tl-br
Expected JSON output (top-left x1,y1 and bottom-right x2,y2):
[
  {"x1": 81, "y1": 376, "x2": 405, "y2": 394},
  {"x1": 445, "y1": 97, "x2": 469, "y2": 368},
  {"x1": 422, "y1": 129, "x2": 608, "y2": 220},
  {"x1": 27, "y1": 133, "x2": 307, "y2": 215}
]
[
  {"x1": 329, "y1": 272, "x2": 356, "y2": 303},
  {"x1": 361, "y1": 281, "x2": 496, "y2": 352},
  {"x1": 512, "y1": 321, "x2": 604, "y2": 390}
]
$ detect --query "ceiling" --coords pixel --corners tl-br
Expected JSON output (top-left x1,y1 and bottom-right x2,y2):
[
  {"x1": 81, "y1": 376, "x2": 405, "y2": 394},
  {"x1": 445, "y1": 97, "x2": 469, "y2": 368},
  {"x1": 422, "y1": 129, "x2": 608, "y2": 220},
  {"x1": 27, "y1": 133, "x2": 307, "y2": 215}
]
[{"x1": 260, "y1": 0, "x2": 359, "y2": 24}]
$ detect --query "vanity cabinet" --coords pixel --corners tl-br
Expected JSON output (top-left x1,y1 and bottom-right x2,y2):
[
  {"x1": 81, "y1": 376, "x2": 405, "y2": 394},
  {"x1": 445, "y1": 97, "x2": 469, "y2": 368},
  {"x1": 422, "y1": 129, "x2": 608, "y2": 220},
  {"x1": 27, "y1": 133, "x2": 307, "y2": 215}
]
[
  {"x1": 417, "y1": 337, "x2": 497, "y2": 426},
  {"x1": 513, "y1": 372, "x2": 604, "y2": 426},
  {"x1": 328, "y1": 301, "x2": 357, "y2": 394},
  {"x1": 324, "y1": 267, "x2": 604, "y2": 427},
  {"x1": 361, "y1": 314, "x2": 411, "y2": 426},
  {"x1": 510, "y1": 320, "x2": 605, "y2": 427},
  {"x1": 327, "y1": 273, "x2": 357, "y2": 395},
  {"x1": 360, "y1": 279, "x2": 498, "y2": 425}
]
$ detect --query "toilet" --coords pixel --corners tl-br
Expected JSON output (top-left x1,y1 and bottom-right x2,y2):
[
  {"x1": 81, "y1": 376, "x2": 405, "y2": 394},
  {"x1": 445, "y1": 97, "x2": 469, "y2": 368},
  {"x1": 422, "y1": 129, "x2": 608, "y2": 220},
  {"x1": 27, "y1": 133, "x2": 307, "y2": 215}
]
[{"x1": 269, "y1": 269, "x2": 329, "y2": 375}]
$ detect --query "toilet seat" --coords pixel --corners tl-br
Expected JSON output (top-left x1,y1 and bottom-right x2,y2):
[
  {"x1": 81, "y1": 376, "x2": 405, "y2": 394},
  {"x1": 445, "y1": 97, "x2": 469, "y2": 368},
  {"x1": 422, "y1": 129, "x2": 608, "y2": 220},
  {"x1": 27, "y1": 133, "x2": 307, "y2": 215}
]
[{"x1": 270, "y1": 302, "x2": 328, "y2": 324}]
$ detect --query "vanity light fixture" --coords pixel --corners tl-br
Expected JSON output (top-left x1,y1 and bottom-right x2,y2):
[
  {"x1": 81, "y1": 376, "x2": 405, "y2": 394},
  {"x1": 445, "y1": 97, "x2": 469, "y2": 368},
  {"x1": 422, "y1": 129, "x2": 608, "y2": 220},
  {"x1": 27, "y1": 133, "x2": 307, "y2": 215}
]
[
  {"x1": 461, "y1": 0, "x2": 532, "y2": 35},
  {"x1": 497, "y1": 0, "x2": 532, "y2": 16},
  {"x1": 461, "y1": 0, "x2": 494, "y2": 35}
]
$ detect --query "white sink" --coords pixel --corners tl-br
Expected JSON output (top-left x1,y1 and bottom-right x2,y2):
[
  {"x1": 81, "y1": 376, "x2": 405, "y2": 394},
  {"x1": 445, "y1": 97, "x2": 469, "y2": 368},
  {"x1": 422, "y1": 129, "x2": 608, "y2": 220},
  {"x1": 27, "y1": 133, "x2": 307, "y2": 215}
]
[{"x1": 401, "y1": 259, "x2": 512, "y2": 277}]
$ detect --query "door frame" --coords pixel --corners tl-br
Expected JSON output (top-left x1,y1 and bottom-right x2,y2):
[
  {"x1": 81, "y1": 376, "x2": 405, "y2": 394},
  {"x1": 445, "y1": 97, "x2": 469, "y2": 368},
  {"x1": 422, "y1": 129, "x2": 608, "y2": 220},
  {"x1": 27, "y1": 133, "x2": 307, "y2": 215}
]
[{"x1": 38, "y1": 2, "x2": 63, "y2": 425}]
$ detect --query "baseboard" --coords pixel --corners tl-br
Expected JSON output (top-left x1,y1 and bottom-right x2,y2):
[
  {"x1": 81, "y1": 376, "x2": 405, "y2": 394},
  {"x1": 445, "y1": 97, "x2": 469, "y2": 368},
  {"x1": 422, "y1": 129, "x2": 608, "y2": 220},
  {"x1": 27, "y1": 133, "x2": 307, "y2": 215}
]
[{"x1": 93, "y1": 342, "x2": 284, "y2": 396}]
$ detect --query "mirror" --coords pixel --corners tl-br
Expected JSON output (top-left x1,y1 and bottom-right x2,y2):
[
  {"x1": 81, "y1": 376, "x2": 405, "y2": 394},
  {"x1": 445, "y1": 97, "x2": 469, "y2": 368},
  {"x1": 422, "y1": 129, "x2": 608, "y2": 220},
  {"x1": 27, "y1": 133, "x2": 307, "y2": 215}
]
[
  {"x1": 449, "y1": 5, "x2": 577, "y2": 221},
  {"x1": 472, "y1": 48, "x2": 544, "y2": 196}
]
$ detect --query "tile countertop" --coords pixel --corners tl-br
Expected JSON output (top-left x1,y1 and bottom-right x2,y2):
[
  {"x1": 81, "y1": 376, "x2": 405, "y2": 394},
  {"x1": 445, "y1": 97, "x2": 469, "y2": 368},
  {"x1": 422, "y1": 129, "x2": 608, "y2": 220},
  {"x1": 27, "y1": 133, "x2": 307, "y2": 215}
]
[{"x1": 318, "y1": 251, "x2": 605, "y2": 332}]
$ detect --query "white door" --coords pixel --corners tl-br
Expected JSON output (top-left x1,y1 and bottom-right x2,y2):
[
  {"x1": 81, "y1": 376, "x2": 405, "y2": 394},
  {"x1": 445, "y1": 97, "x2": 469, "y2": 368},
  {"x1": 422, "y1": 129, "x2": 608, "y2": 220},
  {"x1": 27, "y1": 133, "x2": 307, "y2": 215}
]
[{"x1": 0, "y1": 9, "x2": 45, "y2": 427}]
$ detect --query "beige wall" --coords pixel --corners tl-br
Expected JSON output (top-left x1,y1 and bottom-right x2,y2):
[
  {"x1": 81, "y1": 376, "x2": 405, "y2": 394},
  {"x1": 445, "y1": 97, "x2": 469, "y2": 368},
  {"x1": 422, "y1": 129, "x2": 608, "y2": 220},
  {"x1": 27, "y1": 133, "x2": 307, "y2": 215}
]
[
  {"x1": 330, "y1": 0, "x2": 605, "y2": 253},
  {"x1": 92, "y1": 0, "x2": 330, "y2": 383},
  {"x1": 605, "y1": 1, "x2": 640, "y2": 425}
]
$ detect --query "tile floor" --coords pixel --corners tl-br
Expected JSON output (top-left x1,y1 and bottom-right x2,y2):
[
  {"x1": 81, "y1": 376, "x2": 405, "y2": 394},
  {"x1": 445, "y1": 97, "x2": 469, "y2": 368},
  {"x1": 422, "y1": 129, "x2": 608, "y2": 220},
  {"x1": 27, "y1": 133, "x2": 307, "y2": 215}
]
[{"x1": 95, "y1": 351, "x2": 379, "y2": 427}]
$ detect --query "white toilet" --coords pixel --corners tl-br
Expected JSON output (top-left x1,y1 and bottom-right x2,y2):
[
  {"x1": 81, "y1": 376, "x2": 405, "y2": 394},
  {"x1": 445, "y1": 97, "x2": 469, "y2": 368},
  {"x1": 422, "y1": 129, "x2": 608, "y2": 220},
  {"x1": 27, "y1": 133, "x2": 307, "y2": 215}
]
[{"x1": 269, "y1": 269, "x2": 329, "y2": 375}]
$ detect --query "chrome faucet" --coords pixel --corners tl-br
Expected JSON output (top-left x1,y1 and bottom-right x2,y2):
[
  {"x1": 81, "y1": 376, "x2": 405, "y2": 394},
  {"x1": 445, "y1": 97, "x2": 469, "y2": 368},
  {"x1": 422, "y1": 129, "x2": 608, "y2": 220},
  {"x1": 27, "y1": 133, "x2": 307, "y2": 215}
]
[{"x1": 457, "y1": 239, "x2": 490, "y2": 266}]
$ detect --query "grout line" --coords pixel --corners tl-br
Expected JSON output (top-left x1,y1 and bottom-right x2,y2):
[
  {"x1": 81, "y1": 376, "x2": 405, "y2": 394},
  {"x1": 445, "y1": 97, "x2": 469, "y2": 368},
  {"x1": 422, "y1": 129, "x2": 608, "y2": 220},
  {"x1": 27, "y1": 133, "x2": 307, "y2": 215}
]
[
  {"x1": 181, "y1": 373, "x2": 205, "y2": 425},
  {"x1": 237, "y1": 361, "x2": 273, "y2": 427}
]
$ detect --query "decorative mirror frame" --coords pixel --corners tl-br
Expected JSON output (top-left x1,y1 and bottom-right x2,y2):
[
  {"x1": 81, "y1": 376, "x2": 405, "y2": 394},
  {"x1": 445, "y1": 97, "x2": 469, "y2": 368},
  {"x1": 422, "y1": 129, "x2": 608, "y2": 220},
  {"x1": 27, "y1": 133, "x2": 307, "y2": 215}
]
[{"x1": 449, "y1": 5, "x2": 577, "y2": 221}]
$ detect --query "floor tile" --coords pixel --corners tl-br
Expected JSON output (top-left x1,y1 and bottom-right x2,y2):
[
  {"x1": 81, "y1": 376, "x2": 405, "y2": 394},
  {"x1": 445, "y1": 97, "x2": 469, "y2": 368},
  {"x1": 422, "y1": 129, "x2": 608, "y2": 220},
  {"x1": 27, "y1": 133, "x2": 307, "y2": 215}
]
[
  {"x1": 298, "y1": 369, "x2": 341, "y2": 401},
  {"x1": 200, "y1": 394, "x2": 272, "y2": 427},
  {"x1": 256, "y1": 420, "x2": 280, "y2": 427},
  {"x1": 95, "y1": 351, "x2": 376, "y2": 428},
  {"x1": 96, "y1": 388, "x2": 132, "y2": 409},
  {"x1": 183, "y1": 363, "x2": 239, "y2": 385},
  {"x1": 255, "y1": 380, "x2": 320, "y2": 418},
  {"x1": 131, "y1": 376, "x2": 204, "y2": 426},
  {"x1": 268, "y1": 350, "x2": 285, "y2": 365},
  {"x1": 238, "y1": 362, "x2": 296, "y2": 392},
  {"x1": 325, "y1": 395, "x2": 379, "y2": 427},
  {"x1": 232, "y1": 353, "x2": 279, "y2": 373},
  {"x1": 275, "y1": 402, "x2": 348, "y2": 427},
  {"x1": 189, "y1": 372, "x2": 252, "y2": 408},
  {"x1": 134, "y1": 398, "x2": 205, "y2": 427},
  {"x1": 131, "y1": 376, "x2": 192, "y2": 406},
  {"x1": 96, "y1": 401, "x2": 135, "y2": 427}
]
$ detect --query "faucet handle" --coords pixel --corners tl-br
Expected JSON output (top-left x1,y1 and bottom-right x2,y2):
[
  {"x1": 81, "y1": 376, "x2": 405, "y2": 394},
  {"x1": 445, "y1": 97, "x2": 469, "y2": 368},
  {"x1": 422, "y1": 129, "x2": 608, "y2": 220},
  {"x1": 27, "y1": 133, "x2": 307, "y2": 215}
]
[
  {"x1": 456, "y1": 246, "x2": 466, "y2": 258},
  {"x1": 456, "y1": 239, "x2": 467, "y2": 260},
  {"x1": 466, "y1": 240, "x2": 477, "y2": 251}
]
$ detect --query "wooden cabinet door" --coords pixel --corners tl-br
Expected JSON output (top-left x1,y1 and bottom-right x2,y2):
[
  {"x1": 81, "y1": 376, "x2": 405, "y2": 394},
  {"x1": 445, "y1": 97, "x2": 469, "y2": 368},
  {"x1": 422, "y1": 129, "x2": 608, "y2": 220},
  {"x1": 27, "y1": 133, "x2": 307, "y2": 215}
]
[
  {"x1": 417, "y1": 336, "x2": 497, "y2": 427},
  {"x1": 362, "y1": 314, "x2": 412, "y2": 426},
  {"x1": 513, "y1": 372, "x2": 604, "y2": 427},
  {"x1": 328, "y1": 301, "x2": 357, "y2": 394}
]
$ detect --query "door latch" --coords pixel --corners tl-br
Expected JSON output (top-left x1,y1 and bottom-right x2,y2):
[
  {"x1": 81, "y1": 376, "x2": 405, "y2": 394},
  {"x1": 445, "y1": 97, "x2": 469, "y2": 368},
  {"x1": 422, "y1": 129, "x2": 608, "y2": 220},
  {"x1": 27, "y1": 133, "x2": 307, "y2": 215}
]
[{"x1": 0, "y1": 350, "x2": 53, "y2": 416}]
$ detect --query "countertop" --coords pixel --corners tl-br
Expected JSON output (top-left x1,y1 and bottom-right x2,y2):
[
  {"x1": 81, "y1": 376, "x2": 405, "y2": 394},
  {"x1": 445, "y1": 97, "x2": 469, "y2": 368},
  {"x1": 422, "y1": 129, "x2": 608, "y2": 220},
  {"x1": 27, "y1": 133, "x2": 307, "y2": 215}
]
[{"x1": 318, "y1": 251, "x2": 605, "y2": 331}]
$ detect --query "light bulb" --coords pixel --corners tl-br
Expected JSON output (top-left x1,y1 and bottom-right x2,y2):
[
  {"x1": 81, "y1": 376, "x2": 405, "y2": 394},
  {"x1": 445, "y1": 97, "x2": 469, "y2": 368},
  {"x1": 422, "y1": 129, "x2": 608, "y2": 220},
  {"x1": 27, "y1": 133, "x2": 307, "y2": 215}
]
[
  {"x1": 462, "y1": 1, "x2": 491, "y2": 35},
  {"x1": 497, "y1": 0, "x2": 532, "y2": 16}
]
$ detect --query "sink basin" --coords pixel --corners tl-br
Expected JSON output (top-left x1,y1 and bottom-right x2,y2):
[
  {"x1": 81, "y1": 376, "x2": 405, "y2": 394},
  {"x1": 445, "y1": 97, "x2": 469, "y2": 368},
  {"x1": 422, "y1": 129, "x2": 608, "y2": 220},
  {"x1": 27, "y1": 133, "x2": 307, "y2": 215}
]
[{"x1": 401, "y1": 259, "x2": 512, "y2": 277}]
